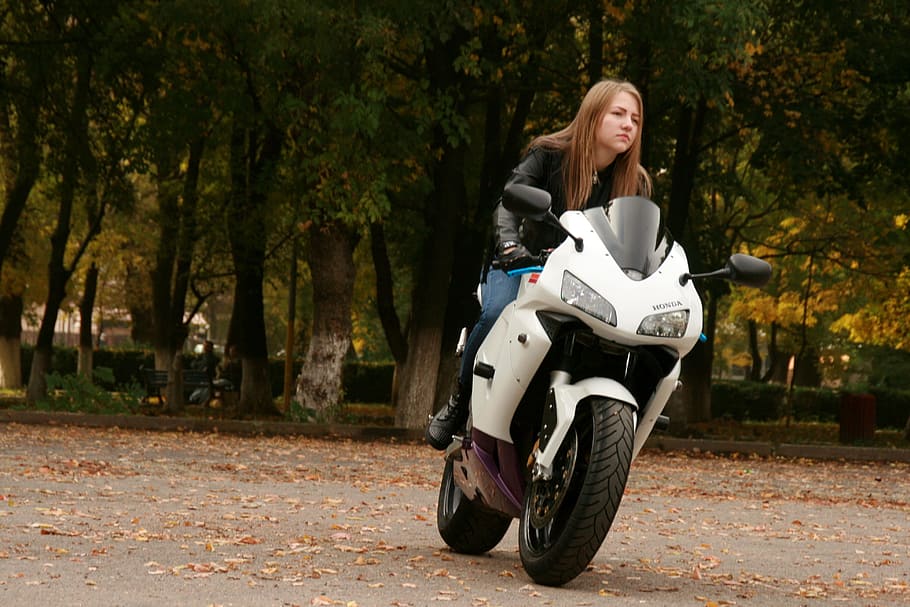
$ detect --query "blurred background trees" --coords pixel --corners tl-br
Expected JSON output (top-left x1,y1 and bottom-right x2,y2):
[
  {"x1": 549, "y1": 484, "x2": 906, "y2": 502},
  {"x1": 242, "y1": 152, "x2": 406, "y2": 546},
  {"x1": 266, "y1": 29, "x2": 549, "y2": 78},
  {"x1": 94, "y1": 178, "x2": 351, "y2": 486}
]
[{"x1": 0, "y1": 0, "x2": 907, "y2": 428}]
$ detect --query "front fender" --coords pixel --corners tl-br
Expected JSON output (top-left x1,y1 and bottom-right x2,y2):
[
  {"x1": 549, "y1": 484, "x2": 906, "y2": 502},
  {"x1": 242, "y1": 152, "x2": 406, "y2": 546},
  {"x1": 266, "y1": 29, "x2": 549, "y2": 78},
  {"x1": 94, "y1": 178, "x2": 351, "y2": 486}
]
[{"x1": 533, "y1": 378, "x2": 637, "y2": 479}]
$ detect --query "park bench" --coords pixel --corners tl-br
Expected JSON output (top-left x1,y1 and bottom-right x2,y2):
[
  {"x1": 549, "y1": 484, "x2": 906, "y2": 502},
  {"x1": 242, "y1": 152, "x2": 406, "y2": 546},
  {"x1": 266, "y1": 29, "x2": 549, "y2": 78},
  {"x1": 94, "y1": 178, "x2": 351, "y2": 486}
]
[{"x1": 140, "y1": 367, "x2": 214, "y2": 405}]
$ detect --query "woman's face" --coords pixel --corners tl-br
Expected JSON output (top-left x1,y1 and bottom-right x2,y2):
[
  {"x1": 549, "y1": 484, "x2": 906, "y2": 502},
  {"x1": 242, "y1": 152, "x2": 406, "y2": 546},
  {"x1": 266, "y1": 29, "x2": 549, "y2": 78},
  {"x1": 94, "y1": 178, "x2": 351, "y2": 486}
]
[{"x1": 594, "y1": 91, "x2": 640, "y2": 168}]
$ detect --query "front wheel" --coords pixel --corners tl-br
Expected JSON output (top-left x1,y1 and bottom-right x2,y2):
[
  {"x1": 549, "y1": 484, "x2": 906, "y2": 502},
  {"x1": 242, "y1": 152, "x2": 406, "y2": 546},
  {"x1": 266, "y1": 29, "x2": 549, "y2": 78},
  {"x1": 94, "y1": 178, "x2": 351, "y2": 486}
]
[
  {"x1": 437, "y1": 457, "x2": 512, "y2": 554},
  {"x1": 519, "y1": 398, "x2": 634, "y2": 586}
]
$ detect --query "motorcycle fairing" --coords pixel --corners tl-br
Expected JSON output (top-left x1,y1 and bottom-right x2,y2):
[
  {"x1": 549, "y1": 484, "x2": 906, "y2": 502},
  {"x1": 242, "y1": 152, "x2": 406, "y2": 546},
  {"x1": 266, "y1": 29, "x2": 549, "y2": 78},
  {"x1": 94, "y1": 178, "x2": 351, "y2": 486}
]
[
  {"x1": 448, "y1": 433, "x2": 523, "y2": 518},
  {"x1": 471, "y1": 203, "x2": 701, "y2": 440},
  {"x1": 471, "y1": 299, "x2": 554, "y2": 441},
  {"x1": 632, "y1": 369, "x2": 680, "y2": 459}
]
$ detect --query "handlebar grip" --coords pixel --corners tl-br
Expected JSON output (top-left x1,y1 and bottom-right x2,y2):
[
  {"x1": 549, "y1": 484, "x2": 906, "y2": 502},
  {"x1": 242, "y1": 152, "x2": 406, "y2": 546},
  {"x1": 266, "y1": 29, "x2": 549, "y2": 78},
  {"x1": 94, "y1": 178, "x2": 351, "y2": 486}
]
[{"x1": 494, "y1": 250, "x2": 549, "y2": 275}]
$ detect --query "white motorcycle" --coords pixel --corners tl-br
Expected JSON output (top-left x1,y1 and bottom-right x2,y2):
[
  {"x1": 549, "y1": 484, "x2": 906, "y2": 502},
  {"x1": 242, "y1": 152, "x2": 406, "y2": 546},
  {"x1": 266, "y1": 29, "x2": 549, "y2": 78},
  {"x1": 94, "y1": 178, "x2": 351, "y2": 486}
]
[{"x1": 435, "y1": 183, "x2": 772, "y2": 586}]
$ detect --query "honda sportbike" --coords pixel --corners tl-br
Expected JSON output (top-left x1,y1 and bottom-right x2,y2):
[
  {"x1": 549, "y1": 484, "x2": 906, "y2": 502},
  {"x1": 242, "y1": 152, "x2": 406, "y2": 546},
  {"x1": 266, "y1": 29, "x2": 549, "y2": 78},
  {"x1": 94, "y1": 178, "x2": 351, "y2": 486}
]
[{"x1": 435, "y1": 183, "x2": 772, "y2": 586}]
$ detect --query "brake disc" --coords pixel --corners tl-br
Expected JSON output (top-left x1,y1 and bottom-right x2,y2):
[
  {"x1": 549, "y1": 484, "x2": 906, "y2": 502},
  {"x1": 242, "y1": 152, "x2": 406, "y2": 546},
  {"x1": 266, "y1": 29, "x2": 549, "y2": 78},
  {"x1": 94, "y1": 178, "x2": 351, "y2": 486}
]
[{"x1": 528, "y1": 429, "x2": 578, "y2": 528}]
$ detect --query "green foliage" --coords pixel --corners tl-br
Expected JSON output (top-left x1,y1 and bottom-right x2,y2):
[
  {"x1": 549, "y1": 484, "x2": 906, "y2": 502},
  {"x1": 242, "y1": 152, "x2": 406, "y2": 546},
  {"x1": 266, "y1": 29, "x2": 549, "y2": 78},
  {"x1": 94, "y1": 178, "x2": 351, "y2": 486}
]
[
  {"x1": 35, "y1": 367, "x2": 143, "y2": 415},
  {"x1": 21, "y1": 346, "x2": 154, "y2": 387},
  {"x1": 866, "y1": 387, "x2": 910, "y2": 429},
  {"x1": 712, "y1": 379, "x2": 909, "y2": 429},
  {"x1": 341, "y1": 362, "x2": 395, "y2": 404},
  {"x1": 4, "y1": 0, "x2": 909, "y2": 421},
  {"x1": 712, "y1": 380, "x2": 787, "y2": 421},
  {"x1": 711, "y1": 380, "x2": 842, "y2": 422},
  {"x1": 287, "y1": 403, "x2": 317, "y2": 424}
]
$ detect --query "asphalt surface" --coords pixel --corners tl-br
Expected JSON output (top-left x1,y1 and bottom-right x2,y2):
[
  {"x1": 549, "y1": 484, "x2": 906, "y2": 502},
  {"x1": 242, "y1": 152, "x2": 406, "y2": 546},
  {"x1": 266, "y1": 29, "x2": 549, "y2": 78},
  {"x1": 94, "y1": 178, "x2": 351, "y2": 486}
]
[{"x1": 0, "y1": 413, "x2": 908, "y2": 606}]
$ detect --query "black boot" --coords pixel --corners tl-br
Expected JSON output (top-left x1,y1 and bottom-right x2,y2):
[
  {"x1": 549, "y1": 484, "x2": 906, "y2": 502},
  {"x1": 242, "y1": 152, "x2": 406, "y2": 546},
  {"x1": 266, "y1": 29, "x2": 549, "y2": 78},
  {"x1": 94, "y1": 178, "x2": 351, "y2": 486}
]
[{"x1": 426, "y1": 386, "x2": 469, "y2": 450}]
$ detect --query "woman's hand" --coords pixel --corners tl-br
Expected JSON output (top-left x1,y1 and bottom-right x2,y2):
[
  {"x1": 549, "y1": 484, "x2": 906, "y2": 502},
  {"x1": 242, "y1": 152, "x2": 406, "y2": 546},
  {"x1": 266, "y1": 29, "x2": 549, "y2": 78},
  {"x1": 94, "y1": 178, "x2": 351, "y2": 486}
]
[{"x1": 494, "y1": 242, "x2": 535, "y2": 272}]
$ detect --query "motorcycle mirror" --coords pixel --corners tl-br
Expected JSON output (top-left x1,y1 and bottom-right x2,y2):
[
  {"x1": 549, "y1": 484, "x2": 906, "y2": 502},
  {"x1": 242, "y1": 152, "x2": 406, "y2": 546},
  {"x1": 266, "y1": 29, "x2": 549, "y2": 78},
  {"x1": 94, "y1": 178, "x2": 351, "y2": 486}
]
[
  {"x1": 502, "y1": 183, "x2": 553, "y2": 221},
  {"x1": 726, "y1": 254, "x2": 773, "y2": 287},
  {"x1": 680, "y1": 254, "x2": 772, "y2": 288},
  {"x1": 502, "y1": 183, "x2": 585, "y2": 252}
]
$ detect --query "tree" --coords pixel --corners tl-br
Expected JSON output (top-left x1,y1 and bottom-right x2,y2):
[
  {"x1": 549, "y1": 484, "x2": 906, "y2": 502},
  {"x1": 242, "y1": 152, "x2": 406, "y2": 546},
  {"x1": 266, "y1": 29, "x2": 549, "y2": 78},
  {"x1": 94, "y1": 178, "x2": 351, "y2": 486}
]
[
  {"x1": 112, "y1": 1, "x2": 225, "y2": 404},
  {"x1": 26, "y1": 31, "x2": 95, "y2": 403},
  {"x1": 0, "y1": 1, "x2": 51, "y2": 387},
  {"x1": 24, "y1": 0, "x2": 143, "y2": 403},
  {"x1": 372, "y1": 0, "x2": 573, "y2": 429},
  {"x1": 292, "y1": 6, "x2": 398, "y2": 420}
]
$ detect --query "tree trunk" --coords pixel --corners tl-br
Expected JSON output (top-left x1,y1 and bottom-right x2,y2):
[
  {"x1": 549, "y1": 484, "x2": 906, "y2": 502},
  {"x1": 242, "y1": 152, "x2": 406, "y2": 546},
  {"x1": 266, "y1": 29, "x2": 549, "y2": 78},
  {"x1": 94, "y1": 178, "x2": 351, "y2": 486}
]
[
  {"x1": 748, "y1": 320, "x2": 762, "y2": 381},
  {"x1": 794, "y1": 346, "x2": 822, "y2": 387},
  {"x1": 294, "y1": 223, "x2": 359, "y2": 419},
  {"x1": 0, "y1": 74, "x2": 41, "y2": 280},
  {"x1": 26, "y1": 253, "x2": 72, "y2": 403},
  {"x1": 666, "y1": 101, "x2": 707, "y2": 240},
  {"x1": 761, "y1": 322, "x2": 781, "y2": 383},
  {"x1": 125, "y1": 262, "x2": 155, "y2": 345},
  {"x1": 395, "y1": 144, "x2": 464, "y2": 429},
  {"x1": 26, "y1": 50, "x2": 92, "y2": 403},
  {"x1": 0, "y1": 294, "x2": 23, "y2": 389},
  {"x1": 370, "y1": 222, "x2": 407, "y2": 364},
  {"x1": 150, "y1": 137, "x2": 205, "y2": 371},
  {"x1": 0, "y1": 73, "x2": 38, "y2": 390},
  {"x1": 151, "y1": 160, "x2": 180, "y2": 370},
  {"x1": 281, "y1": 237, "x2": 299, "y2": 413},
  {"x1": 78, "y1": 263, "x2": 98, "y2": 377},
  {"x1": 586, "y1": 0, "x2": 604, "y2": 86},
  {"x1": 165, "y1": 353, "x2": 184, "y2": 414},
  {"x1": 690, "y1": 290, "x2": 719, "y2": 423},
  {"x1": 665, "y1": 99, "x2": 709, "y2": 425},
  {"x1": 225, "y1": 121, "x2": 282, "y2": 417}
]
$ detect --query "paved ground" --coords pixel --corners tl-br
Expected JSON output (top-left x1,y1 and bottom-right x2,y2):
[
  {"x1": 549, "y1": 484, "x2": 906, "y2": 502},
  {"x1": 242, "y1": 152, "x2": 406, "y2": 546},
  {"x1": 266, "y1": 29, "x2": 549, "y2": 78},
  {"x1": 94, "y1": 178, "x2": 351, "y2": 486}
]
[{"x1": 0, "y1": 422, "x2": 908, "y2": 606}]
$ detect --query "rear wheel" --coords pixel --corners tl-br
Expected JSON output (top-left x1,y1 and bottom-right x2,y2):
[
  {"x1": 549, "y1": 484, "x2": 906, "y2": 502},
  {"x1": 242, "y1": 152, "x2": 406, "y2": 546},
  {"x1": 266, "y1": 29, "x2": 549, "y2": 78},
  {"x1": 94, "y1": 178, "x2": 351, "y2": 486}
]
[
  {"x1": 519, "y1": 398, "x2": 634, "y2": 586},
  {"x1": 437, "y1": 457, "x2": 512, "y2": 554}
]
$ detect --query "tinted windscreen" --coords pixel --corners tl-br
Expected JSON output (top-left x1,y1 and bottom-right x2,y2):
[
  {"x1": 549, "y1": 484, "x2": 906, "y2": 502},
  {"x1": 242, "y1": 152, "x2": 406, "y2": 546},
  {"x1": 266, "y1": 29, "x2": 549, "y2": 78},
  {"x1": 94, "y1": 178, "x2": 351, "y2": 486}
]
[{"x1": 584, "y1": 196, "x2": 673, "y2": 279}]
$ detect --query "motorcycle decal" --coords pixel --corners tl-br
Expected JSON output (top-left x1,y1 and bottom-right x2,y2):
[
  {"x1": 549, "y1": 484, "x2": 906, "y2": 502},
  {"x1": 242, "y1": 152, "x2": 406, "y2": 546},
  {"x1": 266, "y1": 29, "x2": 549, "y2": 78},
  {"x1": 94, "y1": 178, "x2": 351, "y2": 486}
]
[{"x1": 651, "y1": 300, "x2": 684, "y2": 311}]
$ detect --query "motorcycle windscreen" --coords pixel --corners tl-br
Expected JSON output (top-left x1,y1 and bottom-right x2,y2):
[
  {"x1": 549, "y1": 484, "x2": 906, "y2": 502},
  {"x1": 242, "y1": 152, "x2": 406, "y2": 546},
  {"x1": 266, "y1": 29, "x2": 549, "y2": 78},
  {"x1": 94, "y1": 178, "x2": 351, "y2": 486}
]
[{"x1": 584, "y1": 196, "x2": 673, "y2": 280}]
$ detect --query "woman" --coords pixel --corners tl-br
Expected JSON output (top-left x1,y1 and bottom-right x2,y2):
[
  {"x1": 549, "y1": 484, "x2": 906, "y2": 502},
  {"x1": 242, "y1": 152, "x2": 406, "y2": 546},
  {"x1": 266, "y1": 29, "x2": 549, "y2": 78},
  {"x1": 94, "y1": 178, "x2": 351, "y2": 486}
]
[{"x1": 426, "y1": 79, "x2": 653, "y2": 450}]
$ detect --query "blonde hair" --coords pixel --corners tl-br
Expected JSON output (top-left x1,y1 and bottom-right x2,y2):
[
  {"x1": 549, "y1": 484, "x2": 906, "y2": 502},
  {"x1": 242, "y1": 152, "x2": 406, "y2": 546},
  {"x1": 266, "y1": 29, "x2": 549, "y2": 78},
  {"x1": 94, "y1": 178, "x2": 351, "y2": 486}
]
[{"x1": 529, "y1": 79, "x2": 652, "y2": 210}]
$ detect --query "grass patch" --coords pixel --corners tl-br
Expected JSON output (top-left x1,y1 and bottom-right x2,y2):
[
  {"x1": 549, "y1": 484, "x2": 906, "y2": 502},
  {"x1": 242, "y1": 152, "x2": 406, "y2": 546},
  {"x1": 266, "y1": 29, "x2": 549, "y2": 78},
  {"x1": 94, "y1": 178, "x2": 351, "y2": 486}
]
[{"x1": 339, "y1": 403, "x2": 395, "y2": 425}]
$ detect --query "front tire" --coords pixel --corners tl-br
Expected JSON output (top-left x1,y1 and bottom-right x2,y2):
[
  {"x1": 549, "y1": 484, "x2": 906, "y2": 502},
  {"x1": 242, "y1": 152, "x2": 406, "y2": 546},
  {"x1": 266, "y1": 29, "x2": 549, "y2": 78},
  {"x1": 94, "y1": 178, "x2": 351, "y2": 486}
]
[
  {"x1": 519, "y1": 398, "x2": 634, "y2": 586},
  {"x1": 437, "y1": 457, "x2": 512, "y2": 554}
]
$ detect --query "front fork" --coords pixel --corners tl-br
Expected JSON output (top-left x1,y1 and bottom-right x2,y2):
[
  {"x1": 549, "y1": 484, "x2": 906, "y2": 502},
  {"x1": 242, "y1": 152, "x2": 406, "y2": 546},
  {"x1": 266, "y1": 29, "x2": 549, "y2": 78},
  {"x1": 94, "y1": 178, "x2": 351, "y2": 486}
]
[
  {"x1": 532, "y1": 370, "x2": 573, "y2": 481},
  {"x1": 532, "y1": 368, "x2": 640, "y2": 482}
]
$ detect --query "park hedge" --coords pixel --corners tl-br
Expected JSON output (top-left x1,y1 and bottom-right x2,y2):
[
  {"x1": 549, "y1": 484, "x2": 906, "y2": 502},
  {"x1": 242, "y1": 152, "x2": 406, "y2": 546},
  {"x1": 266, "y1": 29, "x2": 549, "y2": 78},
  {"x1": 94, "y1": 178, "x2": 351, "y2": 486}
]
[
  {"x1": 19, "y1": 346, "x2": 394, "y2": 404},
  {"x1": 16, "y1": 347, "x2": 908, "y2": 428},
  {"x1": 712, "y1": 379, "x2": 910, "y2": 429}
]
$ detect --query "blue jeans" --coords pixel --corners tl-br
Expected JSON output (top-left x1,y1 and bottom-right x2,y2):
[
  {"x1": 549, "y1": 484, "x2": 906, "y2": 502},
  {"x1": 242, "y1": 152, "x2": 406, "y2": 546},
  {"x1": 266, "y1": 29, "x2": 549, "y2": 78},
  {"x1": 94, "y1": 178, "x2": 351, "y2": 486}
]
[{"x1": 458, "y1": 268, "x2": 521, "y2": 393}]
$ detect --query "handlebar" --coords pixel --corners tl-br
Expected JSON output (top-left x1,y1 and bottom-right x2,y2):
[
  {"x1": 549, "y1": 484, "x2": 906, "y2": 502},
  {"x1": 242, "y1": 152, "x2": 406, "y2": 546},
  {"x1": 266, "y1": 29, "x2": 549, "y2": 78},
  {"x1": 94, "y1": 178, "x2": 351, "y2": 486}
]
[
  {"x1": 492, "y1": 249, "x2": 551, "y2": 276},
  {"x1": 506, "y1": 265, "x2": 544, "y2": 277}
]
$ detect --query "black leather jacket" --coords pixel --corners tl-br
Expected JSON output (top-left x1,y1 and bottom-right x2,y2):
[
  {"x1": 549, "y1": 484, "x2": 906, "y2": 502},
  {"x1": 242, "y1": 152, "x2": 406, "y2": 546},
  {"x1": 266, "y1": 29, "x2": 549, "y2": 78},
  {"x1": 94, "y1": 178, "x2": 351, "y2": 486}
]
[{"x1": 493, "y1": 147, "x2": 615, "y2": 255}]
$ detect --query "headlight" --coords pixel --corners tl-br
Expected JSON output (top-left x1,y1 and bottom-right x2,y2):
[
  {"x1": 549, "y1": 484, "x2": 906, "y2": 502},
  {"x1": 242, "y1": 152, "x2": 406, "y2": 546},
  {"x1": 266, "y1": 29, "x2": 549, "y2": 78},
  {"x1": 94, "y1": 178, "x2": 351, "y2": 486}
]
[
  {"x1": 561, "y1": 271, "x2": 616, "y2": 325},
  {"x1": 637, "y1": 310, "x2": 690, "y2": 338}
]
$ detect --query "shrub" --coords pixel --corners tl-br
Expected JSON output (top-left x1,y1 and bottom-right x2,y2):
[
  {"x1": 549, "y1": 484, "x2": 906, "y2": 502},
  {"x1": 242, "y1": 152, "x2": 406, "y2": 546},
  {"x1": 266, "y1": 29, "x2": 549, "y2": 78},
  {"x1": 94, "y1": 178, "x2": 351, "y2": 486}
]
[
  {"x1": 711, "y1": 380, "x2": 909, "y2": 429},
  {"x1": 95, "y1": 350, "x2": 155, "y2": 385},
  {"x1": 37, "y1": 367, "x2": 143, "y2": 415},
  {"x1": 712, "y1": 380, "x2": 785, "y2": 421},
  {"x1": 866, "y1": 387, "x2": 910, "y2": 429},
  {"x1": 22, "y1": 345, "x2": 154, "y2": 387},
  {"x1": 789, "y1": 385, "x2": 840, "y2": 422},
  {"x1": 342, "y1": 362, "x2": 394, "y2": 403}
]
